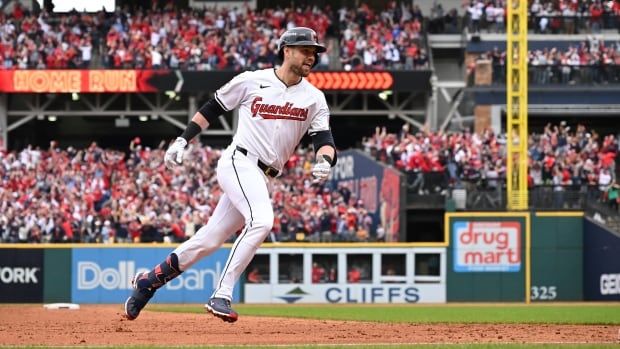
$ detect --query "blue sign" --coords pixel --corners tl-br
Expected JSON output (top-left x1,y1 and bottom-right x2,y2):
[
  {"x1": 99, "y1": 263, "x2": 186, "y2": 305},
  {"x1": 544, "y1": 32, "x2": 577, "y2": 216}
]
[
  {"x1": 329, "y1": 149, "x2": 402, "y2": 241},
  {"x1": 71, "y1": 247, "x2": 237, "y2": 303},
  {"x1": 584, "y1": 219, "x2": 620, "y2": 300}
]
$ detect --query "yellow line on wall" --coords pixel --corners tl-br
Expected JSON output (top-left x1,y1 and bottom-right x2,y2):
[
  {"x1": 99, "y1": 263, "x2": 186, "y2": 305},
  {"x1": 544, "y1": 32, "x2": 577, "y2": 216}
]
[
  {"x1": 0, "y1": 242, "x2": 448, "y2": 249},
  {"x1": 445, "y1": 212, "x2": 531, "y2": 218},
  {"x1": 535, "y1": 212, "x2": 584, "y2": 217},
  {"x1": 525, "y1": 213, "x2": 531, "y2": 304}
]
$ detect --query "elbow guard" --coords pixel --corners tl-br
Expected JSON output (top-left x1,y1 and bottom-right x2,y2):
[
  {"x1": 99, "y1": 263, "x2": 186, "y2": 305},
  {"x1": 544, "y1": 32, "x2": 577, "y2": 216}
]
[
  {"x1": 198, "y1": 97, "x2": 226, "y2": 121},
  {"x1": 310, "y1": 129, "x2": 337, "y2": 166}
]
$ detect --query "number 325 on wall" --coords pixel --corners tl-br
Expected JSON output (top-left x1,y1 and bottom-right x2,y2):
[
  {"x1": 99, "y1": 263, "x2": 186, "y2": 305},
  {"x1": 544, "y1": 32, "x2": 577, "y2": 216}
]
[{"x1": 531, "y1": 286, "x2": 557, "y2": 300}]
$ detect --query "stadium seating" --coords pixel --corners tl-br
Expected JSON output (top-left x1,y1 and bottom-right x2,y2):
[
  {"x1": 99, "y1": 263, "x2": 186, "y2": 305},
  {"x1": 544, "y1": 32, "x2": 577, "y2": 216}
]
[
  {"x1": 0, "y1": 141, "x2": 375, "y2": 244},
  {"x1": 0, "y1": 3, "x2": 433, "y2": 71}
]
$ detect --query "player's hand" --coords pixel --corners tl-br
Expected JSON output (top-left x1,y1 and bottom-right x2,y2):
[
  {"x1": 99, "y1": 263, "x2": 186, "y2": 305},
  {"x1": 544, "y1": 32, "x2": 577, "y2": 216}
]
[
  {"x1": 311, "y1": 156, "x2": 331, "y2": 180},
  {"x1": 164, "y1": 137, "x2": 188, "y2": 169}
]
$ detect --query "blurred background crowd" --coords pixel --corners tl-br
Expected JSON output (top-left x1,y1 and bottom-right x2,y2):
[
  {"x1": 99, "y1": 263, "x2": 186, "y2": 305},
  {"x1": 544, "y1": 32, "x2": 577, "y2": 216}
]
[
  {"x1": 0, "y1": 1, "x2": 433, "y2": 71},
  {"x1": 1, "y1": 123, "x2": 617, "y2": 244}
]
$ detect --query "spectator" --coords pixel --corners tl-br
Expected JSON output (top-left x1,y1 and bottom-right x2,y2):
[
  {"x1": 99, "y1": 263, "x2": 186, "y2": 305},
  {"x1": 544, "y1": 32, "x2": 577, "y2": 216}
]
[
  {"x1": 312, "y1": 262, "x2": 326, "y2": 283},
  {"x1": 347, "y1": 266, "x2": 361, "y2": 283},
  {"x1": 247, "y1": 267, "x2": 264, "y2": 283}
]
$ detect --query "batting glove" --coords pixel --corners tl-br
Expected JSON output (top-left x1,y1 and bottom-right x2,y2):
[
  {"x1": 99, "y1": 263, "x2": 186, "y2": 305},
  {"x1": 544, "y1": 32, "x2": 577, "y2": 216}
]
[
  {"x1": 311, "y1": 156, "x2": 331, "y2": 180},
  {"x1": 164, "y1": 137, "x2": 188, "y2": 169}
]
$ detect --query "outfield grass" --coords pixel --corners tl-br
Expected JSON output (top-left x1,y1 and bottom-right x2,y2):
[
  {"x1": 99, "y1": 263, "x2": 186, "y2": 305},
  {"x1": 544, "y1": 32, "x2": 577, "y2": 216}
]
[{"x1": 150, "y1": 303, "x2": 620, "y2": 325}]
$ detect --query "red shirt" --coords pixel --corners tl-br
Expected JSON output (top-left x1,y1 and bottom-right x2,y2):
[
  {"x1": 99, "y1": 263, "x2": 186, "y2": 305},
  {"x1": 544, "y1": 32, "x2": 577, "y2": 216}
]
[{"x1": 312, "y1": 266, "x2": 325, "y2": 283}]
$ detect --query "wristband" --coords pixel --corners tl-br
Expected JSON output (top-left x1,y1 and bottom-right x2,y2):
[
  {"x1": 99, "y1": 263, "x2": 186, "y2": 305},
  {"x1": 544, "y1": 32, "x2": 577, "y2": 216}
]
[
  {"x1": 321, "y1": 154, "x2": 333, "y2": 166},
  {"x1": 180, "y1": 121, "x2": 202, "y2": 142}
]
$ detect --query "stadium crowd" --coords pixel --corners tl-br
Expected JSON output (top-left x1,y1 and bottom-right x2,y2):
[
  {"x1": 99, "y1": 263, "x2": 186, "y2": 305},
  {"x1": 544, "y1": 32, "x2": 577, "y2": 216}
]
[
  {"x1": 2, "y1": 121, "x2": 618, "y2": 244},
  {"x1": 469, "y1": 38, "x2": 620, "y2": 85},
  {"x1": 362, "y1": 123, "x2": 618, "y2": 208},
  {"x1": 0, "y1": 139, "x2": 377, "y2": 244},
  {"x1": 0, "y1": 2, "x2": 432, "y2": 71},
  {"x1": 338, "y1": 1, "x2": 429, "y2": 70},
  {"x1": 102, "y1": 5, "x2": 333, "y2": 70},
  {"x1": 428, "y1": 0, "x2": 620, "y2": 34},
  {"x1": 0, "y1": 3, "x2": 96, "y2": 69}
]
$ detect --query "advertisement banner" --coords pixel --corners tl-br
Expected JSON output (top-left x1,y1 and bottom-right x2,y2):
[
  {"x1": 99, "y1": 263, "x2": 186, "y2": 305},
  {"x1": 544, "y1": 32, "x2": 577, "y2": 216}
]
[
  {"x1": 453, "y1": 221, "x2": 521, "y2": 272},
  {"x1": 329, "y1": 150, "x2": 402, "y2": 241},
  {"x1": 0, "y1": 249, "x2": 44, "y2": 303},
  {"x1": 245, "y1": 284, "x2": 445, "y2": 304},
  {"x1": 0, "y1": 70, "x2": 430, "y2": 93},
  {"x1": 0, "y1": 70, "x2": 163, "y2": 93},
  {"x1": 446, "y1": 213, "x2": 529, "y2": 302},
  {"x1": 584, "y1": 219, "x2": 620, "y2": 300},
  {"x1": 71, "y1": 247, "x2": 237, "y2": 303}
]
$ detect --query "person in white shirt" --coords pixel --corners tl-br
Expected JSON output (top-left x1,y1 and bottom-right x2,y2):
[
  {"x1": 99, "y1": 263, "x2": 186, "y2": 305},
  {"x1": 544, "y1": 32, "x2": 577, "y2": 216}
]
[
  {"x1": 123, "y1": 27, "x2": 336, "y2": 323},
  {"x1": 79, "y1": 38, "x2": 92, "y2": 68}
]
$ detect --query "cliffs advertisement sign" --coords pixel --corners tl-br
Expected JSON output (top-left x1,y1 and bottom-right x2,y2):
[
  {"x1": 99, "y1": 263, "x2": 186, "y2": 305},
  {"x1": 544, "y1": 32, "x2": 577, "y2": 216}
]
[
  {"x1": 245, "y1": 284, "x2": 446, "y2": 304},
  {"x1": 453, "y1": 221, "x2": 521, "y2": 272}
]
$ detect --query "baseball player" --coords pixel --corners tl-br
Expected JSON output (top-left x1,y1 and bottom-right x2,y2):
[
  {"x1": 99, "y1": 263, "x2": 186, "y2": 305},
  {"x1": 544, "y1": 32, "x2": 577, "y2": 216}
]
[{"x1": 123, "y1": 27, "x2": 337, "y2": 323}]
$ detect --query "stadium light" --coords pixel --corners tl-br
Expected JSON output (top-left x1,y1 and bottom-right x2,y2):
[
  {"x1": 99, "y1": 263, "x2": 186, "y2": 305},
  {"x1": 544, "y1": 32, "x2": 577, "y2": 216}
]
[
  {"x1": 47, "y1": 115, "x2": 57, "y2": 122},
  {"x1": 138, "y1": 115, "x2": 148, "y2": 122},
  {"x1": 71, "y1": 92, "x2": 79, "y2": 101}
]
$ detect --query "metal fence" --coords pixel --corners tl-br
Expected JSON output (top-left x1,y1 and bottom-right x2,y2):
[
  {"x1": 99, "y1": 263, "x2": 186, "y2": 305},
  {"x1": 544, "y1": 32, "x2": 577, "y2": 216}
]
[
  {"x1": 489, "y1": 65, "x2": 620, "y2": 85},
  {"x1": 457, "y1": 14, "x2": 620, "y2": 34},
  {"x1": 405, "y1": 173, "x2": 616, "y2": 212}
]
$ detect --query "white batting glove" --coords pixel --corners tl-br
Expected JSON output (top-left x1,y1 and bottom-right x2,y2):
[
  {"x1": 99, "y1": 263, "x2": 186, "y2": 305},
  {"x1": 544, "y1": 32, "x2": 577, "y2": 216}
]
[
  {"x1": 164, "y1": 137, "x2": 188, "y2": 169},
  {"x1": 311, "y1": 156, "x2": 331, "y2": 180}
]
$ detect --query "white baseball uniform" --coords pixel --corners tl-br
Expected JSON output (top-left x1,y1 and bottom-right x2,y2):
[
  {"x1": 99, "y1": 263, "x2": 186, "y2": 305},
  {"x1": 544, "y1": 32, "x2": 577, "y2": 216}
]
[{"x1": 172, "y1": 68, "x2": 331, "y2": 300}]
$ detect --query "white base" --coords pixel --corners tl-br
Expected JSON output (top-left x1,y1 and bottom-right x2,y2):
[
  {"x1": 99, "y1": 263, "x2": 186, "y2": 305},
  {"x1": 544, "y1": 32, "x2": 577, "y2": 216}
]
[{"x1": 43, "y1": 303, "x2": 80, "y2": 310}]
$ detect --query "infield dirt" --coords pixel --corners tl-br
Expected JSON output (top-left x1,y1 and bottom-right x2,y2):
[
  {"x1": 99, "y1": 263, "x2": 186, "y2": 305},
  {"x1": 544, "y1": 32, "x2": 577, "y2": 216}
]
[{"x1": 0, "y1": 305, "x2": 617, "y2": 346}]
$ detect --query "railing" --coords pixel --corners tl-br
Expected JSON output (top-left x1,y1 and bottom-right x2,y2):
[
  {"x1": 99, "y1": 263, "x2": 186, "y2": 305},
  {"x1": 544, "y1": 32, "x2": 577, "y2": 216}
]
[
  {"x1": 528, "y1": 14, "x2": 620, "y2": 34},
  {"x1": 480, "y1": 65, "x2": 620, "y2": 85},
  {"x1": 455, "y1": 183, "x2": 605, "y2": 211},
  {"x1": 404, "y1": 173, "x2": 617, "y2": 213},
  {"x1": 432, "y1": 14, "x2": 620, "y2": 34},
  {"x1": 585, "y1": 199, "x2": 620, "y2": 233}
]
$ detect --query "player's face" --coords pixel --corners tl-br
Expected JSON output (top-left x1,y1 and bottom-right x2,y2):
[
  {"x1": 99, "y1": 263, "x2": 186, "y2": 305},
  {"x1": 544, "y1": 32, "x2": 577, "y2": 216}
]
[{"x1": 287, "y1": 46, "x2": 318, "y2": 77}]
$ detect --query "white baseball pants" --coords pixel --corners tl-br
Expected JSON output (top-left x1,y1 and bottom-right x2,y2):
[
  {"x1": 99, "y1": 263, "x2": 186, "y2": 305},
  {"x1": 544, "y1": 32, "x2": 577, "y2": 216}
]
[{"x1": 172, "y1": 145, "x2": 274, "y2": 300}]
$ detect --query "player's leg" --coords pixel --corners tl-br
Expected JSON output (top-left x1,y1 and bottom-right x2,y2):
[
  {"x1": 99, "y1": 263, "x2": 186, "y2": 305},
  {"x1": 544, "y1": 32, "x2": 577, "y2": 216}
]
[
  {"x1": 123, "y1": 193, "x2": 244, "y2": 320},
  {"x1": 205, "y1": 148, "x2": 274, "y2": 322}
]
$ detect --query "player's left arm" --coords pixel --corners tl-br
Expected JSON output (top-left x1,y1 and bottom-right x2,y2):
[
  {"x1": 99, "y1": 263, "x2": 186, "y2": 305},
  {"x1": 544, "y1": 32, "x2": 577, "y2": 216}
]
[
  {"x1": 311, "y1": 131, "x2": 336, "y2": 166},
  {"x1": 309, "y1": 92, "x2": 337, "y2": 167},
  {"x1": 309, "y1": 93, "x2": 337, "y2": 179}
]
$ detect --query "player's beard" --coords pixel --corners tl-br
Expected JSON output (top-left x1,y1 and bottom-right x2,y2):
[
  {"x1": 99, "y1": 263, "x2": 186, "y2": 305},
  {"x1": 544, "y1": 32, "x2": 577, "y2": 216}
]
[{"x1": 291, "y1": 61, "x2": 312, "y2": 77}]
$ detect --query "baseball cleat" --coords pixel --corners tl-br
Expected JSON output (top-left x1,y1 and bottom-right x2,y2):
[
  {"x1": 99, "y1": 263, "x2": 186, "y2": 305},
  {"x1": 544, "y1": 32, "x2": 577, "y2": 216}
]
[
  {"x1": 123, "y1": 272, "x2": 155, "y2": 320},
  {"x1": 205, "y1": 297, "x2": 238, "y2": 323}
]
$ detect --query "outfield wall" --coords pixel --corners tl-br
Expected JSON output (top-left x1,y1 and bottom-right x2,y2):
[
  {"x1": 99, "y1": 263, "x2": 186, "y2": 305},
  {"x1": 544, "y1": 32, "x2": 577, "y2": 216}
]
[
  {"x1": 445, "y1": 212, "x2": 584, "y2": 302},
  {"x1": 584, "y1": 218, "x2": 620, "y2": 300},
  {"x1": 1, "y1": 211, "x2": 616, "y2": 304},
  {"x1": 243, "y1": 247, "x2": 447, "y2": 304},
  {"x1": 0, "y1": 245, "x2": 447, "y2": 304},
  {"x1": 0, "y1": 246, "x2": 239, "y2": 304}
]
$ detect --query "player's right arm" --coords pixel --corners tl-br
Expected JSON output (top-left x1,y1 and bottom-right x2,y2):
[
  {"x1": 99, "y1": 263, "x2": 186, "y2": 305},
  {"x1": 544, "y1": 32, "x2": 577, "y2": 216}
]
[{"x1": 164, "y1": 72, "x2": 251, "y2": 169}]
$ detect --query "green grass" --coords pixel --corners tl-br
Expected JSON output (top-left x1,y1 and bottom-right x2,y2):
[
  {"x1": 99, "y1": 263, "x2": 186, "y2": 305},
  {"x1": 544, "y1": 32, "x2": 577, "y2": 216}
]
[{"x1": 150, "y1": 303, "x2": 620, "y2": 325}]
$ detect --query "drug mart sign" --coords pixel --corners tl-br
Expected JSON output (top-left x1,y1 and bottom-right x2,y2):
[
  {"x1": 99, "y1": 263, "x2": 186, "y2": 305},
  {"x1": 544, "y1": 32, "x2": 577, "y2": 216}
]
[{"x1": 453, "y1": 221, "x2": 521, "y2": 272}]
